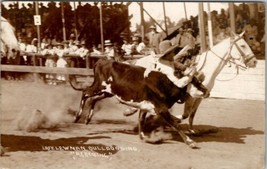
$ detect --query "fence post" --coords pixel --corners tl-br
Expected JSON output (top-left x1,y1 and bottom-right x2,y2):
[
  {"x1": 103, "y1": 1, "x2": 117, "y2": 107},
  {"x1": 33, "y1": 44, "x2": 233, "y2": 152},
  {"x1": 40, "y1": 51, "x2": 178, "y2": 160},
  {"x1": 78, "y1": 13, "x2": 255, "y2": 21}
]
[
  {"x1": 32, "y1": 54, "x2": 38, "y2": 82},
  {"x1": 86, "y1": 55, "x2": 89, "y2": 69}
]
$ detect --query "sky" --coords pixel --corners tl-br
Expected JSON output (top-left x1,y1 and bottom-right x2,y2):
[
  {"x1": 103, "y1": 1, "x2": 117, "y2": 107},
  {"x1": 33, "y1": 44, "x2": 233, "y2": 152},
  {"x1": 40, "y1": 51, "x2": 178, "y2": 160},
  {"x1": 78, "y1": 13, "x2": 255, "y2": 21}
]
[
  {"x1": 2, "y1": 1, "x2": 229, "y2": 31},
  {"x1": 128, "y1": 2, "x2": 229, "y2": 31}
]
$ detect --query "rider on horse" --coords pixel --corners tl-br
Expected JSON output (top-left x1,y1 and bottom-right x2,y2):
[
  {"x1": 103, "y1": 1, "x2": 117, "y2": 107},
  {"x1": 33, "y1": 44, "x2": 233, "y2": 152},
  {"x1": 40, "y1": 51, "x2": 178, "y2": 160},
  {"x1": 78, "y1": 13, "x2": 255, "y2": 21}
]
[{"x1": 159, "y1": 35, "x2": 209, "y2": 103}]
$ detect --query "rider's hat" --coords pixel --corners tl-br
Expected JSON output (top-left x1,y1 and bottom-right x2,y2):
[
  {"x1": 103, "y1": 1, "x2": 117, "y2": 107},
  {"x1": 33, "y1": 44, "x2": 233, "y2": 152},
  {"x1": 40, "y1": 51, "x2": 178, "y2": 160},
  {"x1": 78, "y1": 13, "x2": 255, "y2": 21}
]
[{"x1": 159, "y1": 42, "x2": 182, "y2": 61}]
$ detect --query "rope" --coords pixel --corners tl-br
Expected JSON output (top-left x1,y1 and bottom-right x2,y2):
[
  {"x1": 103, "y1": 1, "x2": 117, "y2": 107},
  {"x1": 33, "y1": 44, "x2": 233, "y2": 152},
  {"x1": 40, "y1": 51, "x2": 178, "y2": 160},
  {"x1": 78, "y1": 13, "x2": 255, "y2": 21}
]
[{"x1": 215, "y1": 65, "x2": 240, "y2": 81}]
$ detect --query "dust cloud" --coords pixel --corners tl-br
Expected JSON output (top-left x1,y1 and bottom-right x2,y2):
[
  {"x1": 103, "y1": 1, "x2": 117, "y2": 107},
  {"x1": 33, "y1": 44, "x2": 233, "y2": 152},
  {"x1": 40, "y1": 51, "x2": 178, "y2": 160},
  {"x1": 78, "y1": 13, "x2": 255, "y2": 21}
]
[{"x1": 13, "y1": 83, "x2": 77, "y2": 132}]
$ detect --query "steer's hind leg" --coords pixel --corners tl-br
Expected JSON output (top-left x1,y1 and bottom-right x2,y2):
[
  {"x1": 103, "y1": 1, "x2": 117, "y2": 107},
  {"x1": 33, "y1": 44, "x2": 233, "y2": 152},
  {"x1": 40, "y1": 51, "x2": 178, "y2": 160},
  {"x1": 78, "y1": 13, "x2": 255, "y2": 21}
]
[
  {"x1": 85, "y1": 93, "x2": 112, "y2": 125},
  {"x1": 159, "y1": 110, "x2": 197, "y2": 149},
  {"x1": 74, "y1": 92, "x2": 89, "y2": 123}
]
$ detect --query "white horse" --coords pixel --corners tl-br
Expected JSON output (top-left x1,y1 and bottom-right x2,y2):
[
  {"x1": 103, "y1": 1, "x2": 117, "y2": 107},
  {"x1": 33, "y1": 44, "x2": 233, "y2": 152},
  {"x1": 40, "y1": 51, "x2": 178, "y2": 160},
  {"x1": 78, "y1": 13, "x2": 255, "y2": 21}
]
[
  {"x1": 0, "y1": 16, "x2": 20, "y2": 59},
  {"x1": 134, "y1": 32, "x2": 258, "y2": 133}
]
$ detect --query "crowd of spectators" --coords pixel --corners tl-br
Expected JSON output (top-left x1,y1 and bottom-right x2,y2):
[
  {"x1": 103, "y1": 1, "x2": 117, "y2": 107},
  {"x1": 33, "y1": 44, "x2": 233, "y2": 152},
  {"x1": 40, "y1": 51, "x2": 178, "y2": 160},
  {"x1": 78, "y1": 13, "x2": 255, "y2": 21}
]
[
  {"x1": 1, "y1": 2, "x2": 265, "y2": 83},
  {"x1": 129, "y1": 4, "x2": 265, "y2": 57},
  {"x1": 18, "y1": 34, "x2": 91, "y2": 84},
  {"x1": 209, "y1": 5, "x2": 265, "y2": 55},
  {"x1": 16, "y1": 32, "x2": 153, "y2": 84}
]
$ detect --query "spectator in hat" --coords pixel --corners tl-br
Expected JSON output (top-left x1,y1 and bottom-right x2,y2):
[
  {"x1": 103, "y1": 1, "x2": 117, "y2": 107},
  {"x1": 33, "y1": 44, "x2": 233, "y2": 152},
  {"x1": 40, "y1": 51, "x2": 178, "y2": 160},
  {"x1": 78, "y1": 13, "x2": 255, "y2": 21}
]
[
  {"x1": 104, "y1": 40, "x2": 115, "y2": 59},
  {"x1": 148, "y1": 25, "x2": 163, "y2": 54},
  {"x1": 69, "y1": 40, "x2": 80, "y2": 54},
  {"x1": 26, "y1": 38, "x2": 38, "y2": 53},
  {"x1": 62, "y1": 41, "x2": 70, "y2": 54},
  {"x1": 75, "y1": 41, "x2": 89, "y2": 67},
  {"x1": 55, "y1": 43, "x2": 68, "y2": 83},
  {"x1": 121, "y1": 38, "x2": 133, "y2": 56},
  {"x1": 243, "y1": 19, "x2": 261, "y2": 53},
  {"x1": 75, "y1": 41, "x2": 89, "y2": 59},
  {"x1": 173, "y1": 27, "x2": 187, "y2": 47},
  {"x1": 68, "y1": 33, "x2": 76, "y2": 45},
  {"x1": 91, "y1": 45, "x2": 102, "y2": 55},
  {"x1": 54, "y1": 43, "x2": 65, "y2": 57},
  {"x1": 131, "y1": 36, "x2": 146, "y2": 55},
  {"x1": 42, "y1": 44, "x2": 57, "y2": 85}
]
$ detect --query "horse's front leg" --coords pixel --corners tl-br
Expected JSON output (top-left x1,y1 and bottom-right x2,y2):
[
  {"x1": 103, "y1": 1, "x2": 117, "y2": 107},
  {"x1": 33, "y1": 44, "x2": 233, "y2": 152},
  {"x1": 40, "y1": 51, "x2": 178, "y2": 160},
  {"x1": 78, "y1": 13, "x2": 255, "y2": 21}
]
[
  {"x1": 176, "y1": 95, "x2": 194, "y2": 120},
  {"x1": 188, "y1": 98, "x2": 202, "y2": 133}
]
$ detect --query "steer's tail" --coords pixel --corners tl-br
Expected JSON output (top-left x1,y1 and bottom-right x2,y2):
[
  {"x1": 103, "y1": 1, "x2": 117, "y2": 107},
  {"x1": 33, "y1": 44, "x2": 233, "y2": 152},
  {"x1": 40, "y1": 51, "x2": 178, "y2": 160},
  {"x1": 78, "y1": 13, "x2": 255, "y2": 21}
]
[{"x1": 69, "y1": 75, "x2": 88, "y2": 91}]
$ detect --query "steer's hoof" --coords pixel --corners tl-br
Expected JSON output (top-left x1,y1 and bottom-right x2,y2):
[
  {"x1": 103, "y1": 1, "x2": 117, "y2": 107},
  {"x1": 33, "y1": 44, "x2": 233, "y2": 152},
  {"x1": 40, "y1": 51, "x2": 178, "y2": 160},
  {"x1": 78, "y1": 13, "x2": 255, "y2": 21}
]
[
  {"x1": 74, "y1": 116, "x2": 80, "y2": 123},
  {"x1": 85, "y1": 118, "x2": 91, "y2": 125},
  {"x1": 187, "y1": 141, "x2": 199, "y2": 149},
  {"x1": 139, "y1": 132, "x2": 146, "y2": 140},
  {"x1": 175, "y1": 115, "x2": 184, "y2": 121},
  {"x1": 188, "y1": 142, "x2": 198, "y2": 149}
]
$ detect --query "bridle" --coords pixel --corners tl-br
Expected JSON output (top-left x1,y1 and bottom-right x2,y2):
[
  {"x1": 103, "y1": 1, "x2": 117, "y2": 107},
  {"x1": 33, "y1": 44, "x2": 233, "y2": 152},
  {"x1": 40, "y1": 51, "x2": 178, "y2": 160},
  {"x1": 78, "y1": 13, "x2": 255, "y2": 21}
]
[{"x1": 210, "y1": 35, "x2": 255, "y2": 70}]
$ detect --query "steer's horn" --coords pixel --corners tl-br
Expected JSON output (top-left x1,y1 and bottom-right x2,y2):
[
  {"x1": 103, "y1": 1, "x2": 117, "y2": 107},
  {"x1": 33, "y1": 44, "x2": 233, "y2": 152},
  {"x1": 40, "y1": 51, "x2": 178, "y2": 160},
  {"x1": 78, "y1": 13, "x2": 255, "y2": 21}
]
[{"x1": 239, "y1": 31, "x2": 245, "y2": 37}]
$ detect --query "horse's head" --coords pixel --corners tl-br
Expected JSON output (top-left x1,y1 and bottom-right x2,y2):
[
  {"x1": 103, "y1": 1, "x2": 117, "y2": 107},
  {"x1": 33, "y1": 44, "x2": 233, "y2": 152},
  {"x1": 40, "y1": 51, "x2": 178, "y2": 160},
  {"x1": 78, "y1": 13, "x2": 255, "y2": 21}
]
[{"x1": 229, "y1": 31, "x2": 257, "y2": 68}]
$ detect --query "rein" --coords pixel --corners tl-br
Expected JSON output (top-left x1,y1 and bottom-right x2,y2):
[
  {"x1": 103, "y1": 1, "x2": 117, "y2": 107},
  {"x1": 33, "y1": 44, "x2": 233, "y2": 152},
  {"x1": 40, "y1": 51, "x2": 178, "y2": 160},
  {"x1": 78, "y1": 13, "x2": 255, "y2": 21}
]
[
  {"x1": 209, "y1": 36, "x2": 250, "y2": 81},
  {"x1": 210, "y1": 47, "x2": 247, "y2": 70}
]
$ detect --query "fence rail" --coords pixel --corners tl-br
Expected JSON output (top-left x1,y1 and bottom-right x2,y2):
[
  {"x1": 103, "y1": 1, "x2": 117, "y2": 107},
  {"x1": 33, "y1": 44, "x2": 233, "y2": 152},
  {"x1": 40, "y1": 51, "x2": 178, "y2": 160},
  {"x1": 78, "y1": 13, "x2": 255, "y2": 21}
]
[{"x1": 1, "y1": 65, "x2": 94, "y2": 76}]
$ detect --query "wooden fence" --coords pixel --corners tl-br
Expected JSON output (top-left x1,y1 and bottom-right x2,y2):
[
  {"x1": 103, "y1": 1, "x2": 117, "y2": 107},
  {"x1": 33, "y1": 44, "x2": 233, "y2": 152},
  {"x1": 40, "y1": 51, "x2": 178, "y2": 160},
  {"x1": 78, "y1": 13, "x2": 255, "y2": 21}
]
[
  {"x1": 1, "y1": 65, "x2": 93, "y2": 75},
  {"x1": 1, "y1": 54, "x2": 265, "y2": 100},
  {"x1": 1, "y1": 53, "x2": 98, "y2": 82},
  {"x1": 210, "y1": 60, "x2": 265, "y2": 101}
]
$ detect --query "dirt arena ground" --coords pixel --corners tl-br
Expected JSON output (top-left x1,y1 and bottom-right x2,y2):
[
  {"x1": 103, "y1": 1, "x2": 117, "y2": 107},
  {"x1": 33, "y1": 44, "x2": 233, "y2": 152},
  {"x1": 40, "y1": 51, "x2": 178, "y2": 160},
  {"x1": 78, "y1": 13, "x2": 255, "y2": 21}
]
[{"x1": 0, "y1": 79, "x2": 265, "y2": 169}]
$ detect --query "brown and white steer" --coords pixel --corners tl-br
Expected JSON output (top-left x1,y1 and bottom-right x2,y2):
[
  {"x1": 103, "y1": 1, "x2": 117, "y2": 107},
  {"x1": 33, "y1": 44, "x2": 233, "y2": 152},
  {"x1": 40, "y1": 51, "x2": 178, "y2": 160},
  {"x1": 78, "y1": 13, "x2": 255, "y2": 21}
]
[{"x1": 69, "y1": 58, "x2": 198, "y2": 148}]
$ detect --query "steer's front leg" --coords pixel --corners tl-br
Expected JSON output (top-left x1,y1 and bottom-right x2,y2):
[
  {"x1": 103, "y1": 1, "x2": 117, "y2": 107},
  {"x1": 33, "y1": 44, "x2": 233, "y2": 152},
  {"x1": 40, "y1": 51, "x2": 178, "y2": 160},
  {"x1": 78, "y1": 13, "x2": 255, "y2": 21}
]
[
  {"x1": 159, "y1": 109, "x2": 198, "y2": 149},
  {"x1": 138, "y1": 110, "x2": 147, "y2": 140}
]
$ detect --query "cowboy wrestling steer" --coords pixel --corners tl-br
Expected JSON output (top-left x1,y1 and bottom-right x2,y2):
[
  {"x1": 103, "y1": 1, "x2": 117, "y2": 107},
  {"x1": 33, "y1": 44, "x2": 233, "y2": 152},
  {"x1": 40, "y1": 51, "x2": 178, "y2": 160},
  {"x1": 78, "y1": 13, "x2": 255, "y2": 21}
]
[{"x1": 70, "y1": 58, "x2": 197, "y2": 148}]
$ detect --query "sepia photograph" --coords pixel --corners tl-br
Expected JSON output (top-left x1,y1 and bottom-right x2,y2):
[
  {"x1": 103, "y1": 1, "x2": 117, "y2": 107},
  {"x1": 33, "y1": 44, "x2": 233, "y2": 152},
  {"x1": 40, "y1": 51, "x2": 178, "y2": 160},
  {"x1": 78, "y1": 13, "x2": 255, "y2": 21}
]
[{"x1": 0, "y1": 1, "x2": 265, "y2": 169}]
